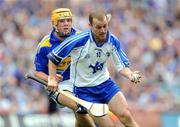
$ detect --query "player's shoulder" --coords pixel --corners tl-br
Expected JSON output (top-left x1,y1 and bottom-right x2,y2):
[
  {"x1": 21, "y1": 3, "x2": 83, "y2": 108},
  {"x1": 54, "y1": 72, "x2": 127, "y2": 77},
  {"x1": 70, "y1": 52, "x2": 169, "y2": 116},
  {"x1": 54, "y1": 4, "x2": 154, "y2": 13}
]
[
  {"x1": 73, "y1": 29, "x2": 89, "y2": 36},
  {"x1": 75, "y1": 31, "x2": 81, "y2": 35},
  {"x1": 108, "y1": 32, "x2": 122, "y2": 47},
  {"x1": 72, "y1": 27, "x2": 81, "y2": 35},
  {"x1": 65, "y1": 30, "x2": 90, "y2": 44},
  {"x1": 37, "y1": 34, "x2": 51, "y2": 48}
]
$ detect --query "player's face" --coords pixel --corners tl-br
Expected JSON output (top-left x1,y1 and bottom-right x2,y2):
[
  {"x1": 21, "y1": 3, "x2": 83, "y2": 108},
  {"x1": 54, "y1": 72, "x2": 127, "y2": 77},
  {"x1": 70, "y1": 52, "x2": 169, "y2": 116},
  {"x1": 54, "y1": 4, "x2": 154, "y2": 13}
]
[
  {"x1": 91, "y1": 17, "x2": 108, "y2": 43},
  {"x1": 56, "y1": 18, "x2": 72, "y2": 35}
]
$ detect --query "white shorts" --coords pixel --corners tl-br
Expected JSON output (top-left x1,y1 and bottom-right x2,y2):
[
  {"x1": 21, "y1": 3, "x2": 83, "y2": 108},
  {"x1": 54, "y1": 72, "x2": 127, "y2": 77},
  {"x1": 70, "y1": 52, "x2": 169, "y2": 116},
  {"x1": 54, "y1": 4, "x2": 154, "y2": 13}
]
[
  {"x1": 58, "y1": 80, "x2": 74, "y2": 92},
  {"x1": 57, "y1": 80, "x2": 74, "y2": 108}
]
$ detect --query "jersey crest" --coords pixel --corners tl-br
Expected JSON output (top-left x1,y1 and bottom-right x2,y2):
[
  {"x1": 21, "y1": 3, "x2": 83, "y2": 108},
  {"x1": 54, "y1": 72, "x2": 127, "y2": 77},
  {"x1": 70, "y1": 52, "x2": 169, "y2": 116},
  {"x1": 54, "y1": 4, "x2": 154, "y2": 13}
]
[{"x1": 89, "y1": 61, "x2": 104, "y2": 74}]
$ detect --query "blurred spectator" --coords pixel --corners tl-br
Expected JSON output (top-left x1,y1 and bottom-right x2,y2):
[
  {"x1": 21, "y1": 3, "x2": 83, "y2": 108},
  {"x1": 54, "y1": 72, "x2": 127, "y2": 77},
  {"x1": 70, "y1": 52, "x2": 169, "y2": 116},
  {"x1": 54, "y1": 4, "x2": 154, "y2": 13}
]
[{"x1": 0, "y1": 0, "x2": 179, "y2": 117}]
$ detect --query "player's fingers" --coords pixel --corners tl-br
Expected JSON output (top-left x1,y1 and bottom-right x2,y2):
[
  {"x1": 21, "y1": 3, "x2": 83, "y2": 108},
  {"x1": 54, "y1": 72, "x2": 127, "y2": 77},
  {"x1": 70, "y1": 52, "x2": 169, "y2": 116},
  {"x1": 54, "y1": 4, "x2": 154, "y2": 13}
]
[
  {"x1": 136, "y1": 75, "x2": 141, "y2": 80},
  {"x1": 48, "y1": 86, "x2": 53, "y2": 92},
  {"x1": 131, "y1": 77, "x2": 141, "y2": 84},
  {"x1": 55, "y1": 74, "x2": 63, "y2": 83},
  {"x1": 56, "y1": 78, "x2": 62, "y2": 83},
  {"x1": 56, "y1": 74, "x2": 63, "y2": 79},
  {"x1": 52, "y1": 88, "x2": 56, "y2": 92},
  {"x1": 135, "y1": 80, "x2": 140, "y2": 84},
  {"x1": 134, "y1": 71, "x2": 141, "y2": 79},
  {"x1": 47, "y1": 87, "x2": 51, "y2": 91},
  {"x1": 53, "y1": 86, "x2": 58, "y2": 92}
]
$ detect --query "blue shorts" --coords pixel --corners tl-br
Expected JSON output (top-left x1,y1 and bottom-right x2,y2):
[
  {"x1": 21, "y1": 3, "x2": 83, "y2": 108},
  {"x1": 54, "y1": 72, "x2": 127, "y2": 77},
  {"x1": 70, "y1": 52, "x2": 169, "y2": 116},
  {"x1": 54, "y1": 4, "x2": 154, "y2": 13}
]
[{"x1": 74, "y1": 78, "x2": 120, "y2": 104}]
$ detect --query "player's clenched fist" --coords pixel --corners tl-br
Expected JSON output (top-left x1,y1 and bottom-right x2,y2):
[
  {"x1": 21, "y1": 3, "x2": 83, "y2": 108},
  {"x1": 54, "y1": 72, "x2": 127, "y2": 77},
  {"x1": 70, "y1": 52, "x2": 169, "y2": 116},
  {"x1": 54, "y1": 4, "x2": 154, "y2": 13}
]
[
  {"x1": 55, "y1": 74, "x2": 63, "y2": 83},
  {"x1": 48, "y1": 76, "x2": 59, "y2": 92},
  {"x1": 129, "y1": 71, "x2": 141, "y2": 84}
]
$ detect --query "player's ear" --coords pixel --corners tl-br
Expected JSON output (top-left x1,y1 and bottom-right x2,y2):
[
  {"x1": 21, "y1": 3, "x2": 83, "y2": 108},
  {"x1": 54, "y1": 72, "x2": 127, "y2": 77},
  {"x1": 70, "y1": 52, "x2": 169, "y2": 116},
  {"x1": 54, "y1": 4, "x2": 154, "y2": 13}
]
[
  {"x1": 106, "y1": 13, "x2": 111, "y2": 23},
  {"x1": 89, "y1": 23, "x2": 92, "y2": 27}
]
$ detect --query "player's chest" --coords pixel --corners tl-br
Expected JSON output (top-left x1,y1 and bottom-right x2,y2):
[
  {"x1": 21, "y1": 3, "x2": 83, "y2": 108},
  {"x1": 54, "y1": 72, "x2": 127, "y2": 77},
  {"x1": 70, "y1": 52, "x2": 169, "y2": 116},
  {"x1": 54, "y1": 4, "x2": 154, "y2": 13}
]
[{"x1": 84, "y1": 43, "x2": 111, "y2": 62}]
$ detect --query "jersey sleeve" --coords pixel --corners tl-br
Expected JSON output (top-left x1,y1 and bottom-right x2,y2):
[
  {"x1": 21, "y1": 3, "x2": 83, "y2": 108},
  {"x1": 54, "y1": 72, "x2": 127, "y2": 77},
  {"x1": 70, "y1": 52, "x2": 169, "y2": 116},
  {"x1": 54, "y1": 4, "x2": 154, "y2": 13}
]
[
  {"x1": 48, "y1": 32, "x2": 89, "y2": 65},
  {"x1": 111, "y1": 37, "x2": 129, "y2": 71},
  {"x1": 34, "y1": 47, "x2": 49, "y2": 73}
]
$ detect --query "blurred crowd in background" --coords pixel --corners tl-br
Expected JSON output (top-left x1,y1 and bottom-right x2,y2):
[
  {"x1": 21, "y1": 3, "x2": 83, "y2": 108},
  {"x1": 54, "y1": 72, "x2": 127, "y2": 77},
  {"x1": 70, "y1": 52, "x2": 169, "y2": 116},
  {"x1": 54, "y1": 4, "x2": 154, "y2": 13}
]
[{"x1": 0, "y1": 0, "x2": 179, "y2": 121}]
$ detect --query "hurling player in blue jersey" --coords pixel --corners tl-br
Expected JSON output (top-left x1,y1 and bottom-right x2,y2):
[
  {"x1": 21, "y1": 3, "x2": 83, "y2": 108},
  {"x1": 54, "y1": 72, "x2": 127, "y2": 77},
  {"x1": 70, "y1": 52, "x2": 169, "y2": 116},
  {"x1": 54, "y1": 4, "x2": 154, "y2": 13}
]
[
  {"x1": 34, "y1": 8, "x2": 95, "y2": 127},
  {"x1": 47, "y1": 9, "x2": 141, "y2": 127}
]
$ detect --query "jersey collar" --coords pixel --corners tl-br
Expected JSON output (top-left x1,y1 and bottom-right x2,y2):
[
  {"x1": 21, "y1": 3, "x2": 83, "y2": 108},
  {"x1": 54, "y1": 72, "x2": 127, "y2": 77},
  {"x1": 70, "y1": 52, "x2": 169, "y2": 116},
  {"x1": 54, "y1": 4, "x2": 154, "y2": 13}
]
[
  {"x1": 50, "y1": 28, "x2": 76, "y2": 44},
  {"x1": 89, "y1": 30, "x2": 110, "y2": 47}
]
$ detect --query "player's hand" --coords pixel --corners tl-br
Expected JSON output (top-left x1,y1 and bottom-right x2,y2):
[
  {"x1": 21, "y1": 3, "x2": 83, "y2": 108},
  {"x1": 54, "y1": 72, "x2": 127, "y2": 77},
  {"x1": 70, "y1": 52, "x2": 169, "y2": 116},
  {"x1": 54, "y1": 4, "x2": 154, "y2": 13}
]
[
  {"x1": 55, "y1": 74, "x2": 63, "y2": 83},
  {"x1": 48, "y1": 77, "x2": 58, "y2": 92},
  {"x1": 129, "y1": 71, "x2": 141, "y2": 84}
]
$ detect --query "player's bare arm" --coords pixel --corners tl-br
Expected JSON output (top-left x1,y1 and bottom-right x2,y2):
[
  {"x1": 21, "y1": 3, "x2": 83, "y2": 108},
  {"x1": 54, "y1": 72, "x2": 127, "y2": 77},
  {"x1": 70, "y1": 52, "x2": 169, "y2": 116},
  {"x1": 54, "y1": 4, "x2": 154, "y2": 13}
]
[
  {"x1": 48, "y1": 60, "x2": 60, "y2": 92},
  {"x1": 34, "y1": 71, "x2": 49, "y2": 82}
]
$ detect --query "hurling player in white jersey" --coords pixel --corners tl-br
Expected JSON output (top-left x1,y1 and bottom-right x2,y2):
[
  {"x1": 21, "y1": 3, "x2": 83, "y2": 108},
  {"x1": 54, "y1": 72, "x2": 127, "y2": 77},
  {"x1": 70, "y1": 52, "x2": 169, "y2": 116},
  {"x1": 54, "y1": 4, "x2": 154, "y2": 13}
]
[{"x1": 47, "y1": 9, "x2": 141, "y2": 127}]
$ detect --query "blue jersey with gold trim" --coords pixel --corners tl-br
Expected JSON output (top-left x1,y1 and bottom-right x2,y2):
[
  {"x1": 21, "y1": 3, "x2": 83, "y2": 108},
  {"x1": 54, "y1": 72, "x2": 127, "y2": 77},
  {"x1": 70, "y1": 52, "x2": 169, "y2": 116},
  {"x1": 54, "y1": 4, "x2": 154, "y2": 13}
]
[{"x1": 34, "y1": 28, "x2": 78, "y2": 81}]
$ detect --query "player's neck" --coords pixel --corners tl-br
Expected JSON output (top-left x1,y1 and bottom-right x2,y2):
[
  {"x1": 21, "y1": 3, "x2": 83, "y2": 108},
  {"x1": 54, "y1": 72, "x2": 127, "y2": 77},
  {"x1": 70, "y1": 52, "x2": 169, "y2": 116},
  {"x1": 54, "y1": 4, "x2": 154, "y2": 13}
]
[
  {"x1": 94, "y1": 36, "x2": 105, "y2": 44},
  {"x1": 55, "y1": 32, "x2": 66, "y2": 41}
]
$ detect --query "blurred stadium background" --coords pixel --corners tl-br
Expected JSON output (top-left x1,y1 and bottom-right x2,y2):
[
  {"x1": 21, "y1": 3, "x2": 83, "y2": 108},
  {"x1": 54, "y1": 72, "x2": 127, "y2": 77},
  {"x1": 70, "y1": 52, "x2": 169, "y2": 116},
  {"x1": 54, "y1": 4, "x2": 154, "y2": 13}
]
[{"x1": 0, "y1": 0, "x2": 179, "y2": 127}]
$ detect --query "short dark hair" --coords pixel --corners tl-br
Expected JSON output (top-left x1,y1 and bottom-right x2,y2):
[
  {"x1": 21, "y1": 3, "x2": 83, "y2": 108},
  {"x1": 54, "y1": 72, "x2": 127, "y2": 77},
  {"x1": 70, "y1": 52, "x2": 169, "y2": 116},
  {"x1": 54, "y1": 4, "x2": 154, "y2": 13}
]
[{"x1": 89, "y1": 9, "x2": 107, "y2": 25}]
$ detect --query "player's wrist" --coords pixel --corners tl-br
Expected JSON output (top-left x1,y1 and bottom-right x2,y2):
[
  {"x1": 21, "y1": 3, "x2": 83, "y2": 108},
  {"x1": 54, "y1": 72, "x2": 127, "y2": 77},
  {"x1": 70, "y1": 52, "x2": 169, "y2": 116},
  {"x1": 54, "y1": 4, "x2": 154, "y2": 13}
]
[
  {"x1": 48, "y1": 76, "x2": 56, "y2": 82},
  {"x1": 127, "y1": 72, "x2": 133, "y2": 81}
]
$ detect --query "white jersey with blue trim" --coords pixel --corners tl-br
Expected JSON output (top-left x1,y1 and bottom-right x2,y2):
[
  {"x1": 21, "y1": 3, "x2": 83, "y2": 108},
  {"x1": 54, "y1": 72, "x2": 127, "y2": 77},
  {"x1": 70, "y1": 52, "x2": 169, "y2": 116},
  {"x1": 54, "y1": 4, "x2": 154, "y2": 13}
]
[{"x1": 48, "y1": 30, "x2": 129, "y2": 87}]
